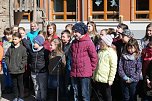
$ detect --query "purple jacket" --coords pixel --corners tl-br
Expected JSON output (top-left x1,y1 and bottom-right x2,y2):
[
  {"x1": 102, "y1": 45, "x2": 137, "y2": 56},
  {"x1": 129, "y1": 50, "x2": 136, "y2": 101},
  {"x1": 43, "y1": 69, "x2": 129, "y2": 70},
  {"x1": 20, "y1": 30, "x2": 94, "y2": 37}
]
[
  {"x1": 118, "y1": 55, "x2": 142, "y2": 82},
  {"x1": 70, "y1": 34, "x2": 98, "y2": 77}
]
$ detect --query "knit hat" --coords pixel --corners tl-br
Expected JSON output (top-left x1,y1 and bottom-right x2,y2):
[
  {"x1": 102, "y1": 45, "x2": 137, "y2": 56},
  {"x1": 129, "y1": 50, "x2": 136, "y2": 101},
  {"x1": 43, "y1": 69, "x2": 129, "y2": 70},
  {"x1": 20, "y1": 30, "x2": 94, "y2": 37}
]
[
  {"x1": 122, "y1": 29, "x2": 134, "y2": 37},
  {"x1": 101, "y1": 35, "x2": 113, "y2": 46},
  {"x1": 33, "y1": 35, "x2": 45, "y2": 46},
  {"x1": 72, "y1": 22, "x2": 88, "y2": 35}
]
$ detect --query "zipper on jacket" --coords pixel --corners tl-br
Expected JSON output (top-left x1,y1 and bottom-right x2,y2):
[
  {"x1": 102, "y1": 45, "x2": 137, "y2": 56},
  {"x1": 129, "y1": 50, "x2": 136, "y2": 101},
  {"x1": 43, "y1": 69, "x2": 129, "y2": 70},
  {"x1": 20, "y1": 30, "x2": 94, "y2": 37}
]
[{"x1": 34, "y1": 52, "x2": 38, "y2": 73}]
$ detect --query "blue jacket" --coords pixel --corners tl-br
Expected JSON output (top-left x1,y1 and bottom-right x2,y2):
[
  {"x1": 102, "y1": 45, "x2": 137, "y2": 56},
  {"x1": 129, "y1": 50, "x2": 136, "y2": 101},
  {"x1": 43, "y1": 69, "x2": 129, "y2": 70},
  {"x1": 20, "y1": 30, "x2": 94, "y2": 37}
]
[{"x1": 27, "y1": 30, "x2": 39, "y2": 44}]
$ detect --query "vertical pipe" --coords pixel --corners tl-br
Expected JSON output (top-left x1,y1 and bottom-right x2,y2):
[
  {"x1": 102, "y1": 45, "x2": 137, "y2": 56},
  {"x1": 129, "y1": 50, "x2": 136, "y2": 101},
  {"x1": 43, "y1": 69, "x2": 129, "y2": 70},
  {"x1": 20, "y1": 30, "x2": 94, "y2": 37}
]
[
  {"x1": 48, "y1": 0, "x2": 50, "y2": 21},
  {"x1": 82, "y1": 0, "x2": 84, "y2": 22},
  {"x1": 33, "y1": 0, "x2": 37, "y2": 22}
]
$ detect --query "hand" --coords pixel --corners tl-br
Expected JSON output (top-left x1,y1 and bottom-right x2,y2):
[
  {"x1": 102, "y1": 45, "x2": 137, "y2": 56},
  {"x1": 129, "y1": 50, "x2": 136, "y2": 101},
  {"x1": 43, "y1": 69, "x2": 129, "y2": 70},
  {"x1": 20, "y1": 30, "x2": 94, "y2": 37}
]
[
  {"x1": 126, "y1": 78, "x2": 131, "y2": 83},
  {"x1": 108, "y1": 81, "x2": 113, "y2": 86},
  {"x1": 147, "y1": 79, "x2": 151, "y2": 88}
]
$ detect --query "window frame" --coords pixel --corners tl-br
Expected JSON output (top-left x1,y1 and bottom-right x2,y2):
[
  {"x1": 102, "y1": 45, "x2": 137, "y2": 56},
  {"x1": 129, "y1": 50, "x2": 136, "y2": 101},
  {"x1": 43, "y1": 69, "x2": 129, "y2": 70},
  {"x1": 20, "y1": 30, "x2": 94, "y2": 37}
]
[
  {"x1": 132, "y1": 0, "x2": 152, "y2": 21},
  {"x1": 50, "y1": 0, "x2": 76, "y2": 21},
  {"x1": 90, "y1": 0, "x2": 119, "y2": 21}
]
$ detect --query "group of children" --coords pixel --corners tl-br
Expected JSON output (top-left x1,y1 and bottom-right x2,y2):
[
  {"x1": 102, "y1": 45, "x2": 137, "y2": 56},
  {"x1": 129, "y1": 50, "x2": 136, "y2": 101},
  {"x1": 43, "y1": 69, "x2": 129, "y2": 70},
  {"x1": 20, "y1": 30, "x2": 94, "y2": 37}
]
[{"x1": 0, "y1": 21, "x2": 152, "y2": 101}]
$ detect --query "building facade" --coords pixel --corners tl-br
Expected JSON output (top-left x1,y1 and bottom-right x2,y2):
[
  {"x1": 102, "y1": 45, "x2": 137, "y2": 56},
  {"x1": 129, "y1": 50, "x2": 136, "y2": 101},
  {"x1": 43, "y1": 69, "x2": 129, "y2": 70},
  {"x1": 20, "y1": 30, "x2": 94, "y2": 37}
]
[{"x1": 0, "y1": 0, "x2": 152, "y2": 38}]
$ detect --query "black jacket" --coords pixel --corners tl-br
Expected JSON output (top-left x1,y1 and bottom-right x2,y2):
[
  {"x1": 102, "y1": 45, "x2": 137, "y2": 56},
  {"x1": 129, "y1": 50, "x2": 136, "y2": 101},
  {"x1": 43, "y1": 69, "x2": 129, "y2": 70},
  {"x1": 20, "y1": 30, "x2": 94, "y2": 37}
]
[
  {"x1": 22, "y1": 37, "x2": 50, "y2": 73},
  {"x1": 5, "y1": 44, "x2": 27, "y2": 74}
]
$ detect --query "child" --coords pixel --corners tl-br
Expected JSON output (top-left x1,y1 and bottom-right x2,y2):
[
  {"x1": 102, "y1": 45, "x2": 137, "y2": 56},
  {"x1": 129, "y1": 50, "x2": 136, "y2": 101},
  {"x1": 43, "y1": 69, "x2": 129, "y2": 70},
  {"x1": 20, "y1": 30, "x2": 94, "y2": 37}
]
[
  {"x1": 142, "y1": 37, "x2": 152, "y2": 101},
  {"x1": 5, "y1": 32, "x2": 27, "y2": 101},
  {"x1": 93, "y1": 35, "x2": 117, "y2": 101},
  {"x1": 26, "y1": 34, "x2": 49, "y2": 101},
  {"x1": 71, "y1": 22, "x2": 98, "y2": 101},
  {"x1": 65, "y1": 24, "x2": 73, "y2": 34},
  {"x1": 44, "y1": 23, "x2": 59, "y2": 52},
  {"x1": 87, "y1": 21, "x2": 99, "y2": 47},
  {"x1": 118, "y1": 38, "x2": 142, "y2": 101},
  {"x1": 2, "y1": 28, "x2": 13, "y2": 94},
  {"x1": 0, "y1": 41, "x2": 3, "y2": 99},
  {"x1": 48, "y1": 38, "x2": 66, "y2": 100},
  {"x1": 61, "y1": 30, "x2": 72, "y2": 101}
]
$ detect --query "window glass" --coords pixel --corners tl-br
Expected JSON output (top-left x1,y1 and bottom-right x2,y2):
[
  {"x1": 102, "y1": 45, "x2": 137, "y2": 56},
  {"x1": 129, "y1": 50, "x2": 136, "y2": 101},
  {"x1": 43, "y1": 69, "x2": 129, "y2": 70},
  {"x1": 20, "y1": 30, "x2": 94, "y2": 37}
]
[
  {"x1": 54, "y1": 0, "x2": 63, "y2": 12},
  {"x1": 92, "y1": 0, "x2": 119, "y2": 21},
  {"x1": 136, "y1": 0, "x2": 149, "y2": 11},
  {"x1": 67, "y1": 0, "x2": 76, "y2": 12}
]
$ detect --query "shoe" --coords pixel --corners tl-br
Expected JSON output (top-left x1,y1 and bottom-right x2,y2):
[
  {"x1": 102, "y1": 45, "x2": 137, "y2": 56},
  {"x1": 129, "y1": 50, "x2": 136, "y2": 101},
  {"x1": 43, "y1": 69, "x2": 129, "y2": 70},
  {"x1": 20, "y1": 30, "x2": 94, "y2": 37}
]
[
  {"x1": 18, "y1": 98, "x2": 24, "y2": 101},
  {"x1": 13, "y1": 98, "x2": 18, "y2": 101}
]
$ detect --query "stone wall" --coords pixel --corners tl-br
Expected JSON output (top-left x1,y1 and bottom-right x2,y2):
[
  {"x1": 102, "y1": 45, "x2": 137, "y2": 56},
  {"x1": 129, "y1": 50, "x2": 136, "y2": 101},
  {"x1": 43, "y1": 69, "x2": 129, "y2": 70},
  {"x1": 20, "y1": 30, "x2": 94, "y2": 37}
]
[{"x1": 0, "y1": 0, "x2": 10, "y2": 37}]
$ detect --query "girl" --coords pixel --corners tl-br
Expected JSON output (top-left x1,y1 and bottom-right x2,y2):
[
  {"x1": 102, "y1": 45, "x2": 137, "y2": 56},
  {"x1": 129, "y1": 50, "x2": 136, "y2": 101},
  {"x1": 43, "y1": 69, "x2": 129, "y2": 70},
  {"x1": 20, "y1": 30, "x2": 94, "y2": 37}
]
[
  {"x1": 118, "y1": 38, "x2": 142, "y2": 101},
  {"x1": 93, "y1": 35, "x2": 117, "y2": 101},
  {"x1": 48, "y1": 38, "x2": 66, "y2": 100},
  {"x1": 44, "y1": 23, "x2": 59, "y2": 52},
  {"x1": 142, "y1": 37, "x2": 152, "y2": 101},
  {"x1": 5, "y1": 32, "x2": 27, "y2": 101},
  {"x1": 87, "y1": 21, "x2": 99, "y2": 46},
  {"x1": 141, "y1": 23, "x2": 152, "y2": 49}
]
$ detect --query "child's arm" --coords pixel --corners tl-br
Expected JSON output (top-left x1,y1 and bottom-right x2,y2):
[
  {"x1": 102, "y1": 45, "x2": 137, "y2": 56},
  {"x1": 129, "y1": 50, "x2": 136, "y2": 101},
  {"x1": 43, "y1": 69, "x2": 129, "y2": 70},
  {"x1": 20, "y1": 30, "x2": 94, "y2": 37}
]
[
  {"x1": 21, "y1": 47, "x2": 27, "y2": 68},
  {"x1": 5, "y1": 47, "x2": 10, "y2": 69},
  {"x1": 87, "y1": 42, "x2": 98, "y2": 71},
  {"x1": 0, "y1": 46, "x2": 3, "y2": 72},
  {"x1": 118, "y1": 57, "x2": 130, "y2": 81},
  {"x1": 108, "y1": 50, "x2": 117, "y2": 85}
]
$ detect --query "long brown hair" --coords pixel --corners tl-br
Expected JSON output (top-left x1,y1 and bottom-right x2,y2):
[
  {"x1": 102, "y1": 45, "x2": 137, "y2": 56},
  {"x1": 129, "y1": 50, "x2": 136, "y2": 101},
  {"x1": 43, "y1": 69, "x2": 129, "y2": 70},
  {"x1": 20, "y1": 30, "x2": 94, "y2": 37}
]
[
  {"x1": 125, "y1": 38, "x2": 140, "y2": 59},
  {"x1": 87, "y1": 21, "x2": 98, "y2": 35},
  {"x1": 143, "y1": 23, "x2": 152, "y2": 41}
]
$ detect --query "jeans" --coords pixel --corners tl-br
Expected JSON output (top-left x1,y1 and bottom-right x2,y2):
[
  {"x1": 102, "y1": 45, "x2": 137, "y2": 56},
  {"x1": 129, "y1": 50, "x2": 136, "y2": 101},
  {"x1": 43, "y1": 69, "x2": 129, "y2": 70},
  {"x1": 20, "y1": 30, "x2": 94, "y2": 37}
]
[
  {"x1": 11, "y1": 74, "x2": 24, "y2": 98},
  {"x1": 71, "y1": 77, "x2": 91, "y2": 101},
  {"x1": 31, "y1": 72, "x2": 48, "y2": 101},
  {"x1": 2, "y1": 60, "x2": 12, "y2": 88},
  {"x1": 121, "y1": 81, "x2": 138, "y2": 101}
]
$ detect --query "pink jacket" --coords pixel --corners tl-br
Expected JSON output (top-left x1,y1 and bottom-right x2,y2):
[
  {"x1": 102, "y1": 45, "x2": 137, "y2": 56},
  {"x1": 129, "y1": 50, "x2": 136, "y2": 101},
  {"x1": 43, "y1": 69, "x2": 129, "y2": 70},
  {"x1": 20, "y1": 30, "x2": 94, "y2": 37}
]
[{"x1": 70, "y1": 34, "x2": 98, "y2": 77}]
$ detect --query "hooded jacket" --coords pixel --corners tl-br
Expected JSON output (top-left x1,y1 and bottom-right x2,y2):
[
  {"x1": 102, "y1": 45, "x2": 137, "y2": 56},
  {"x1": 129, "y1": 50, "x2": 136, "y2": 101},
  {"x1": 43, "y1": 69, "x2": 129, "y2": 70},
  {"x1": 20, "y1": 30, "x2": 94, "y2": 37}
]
[{"x1": 70, "y1": 34, "x2": 98, "y2": 77}]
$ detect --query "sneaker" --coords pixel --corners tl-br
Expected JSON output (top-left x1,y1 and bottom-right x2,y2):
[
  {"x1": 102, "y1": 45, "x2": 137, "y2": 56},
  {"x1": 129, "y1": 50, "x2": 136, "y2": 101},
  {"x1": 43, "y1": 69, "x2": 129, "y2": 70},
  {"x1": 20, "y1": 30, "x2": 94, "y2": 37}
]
[
  {"x1": 13, "y1": 98, "x2": 18, "y2": 101},
  {"x1": 18, "y1": 98, "x2": 24, "y2": 101}
]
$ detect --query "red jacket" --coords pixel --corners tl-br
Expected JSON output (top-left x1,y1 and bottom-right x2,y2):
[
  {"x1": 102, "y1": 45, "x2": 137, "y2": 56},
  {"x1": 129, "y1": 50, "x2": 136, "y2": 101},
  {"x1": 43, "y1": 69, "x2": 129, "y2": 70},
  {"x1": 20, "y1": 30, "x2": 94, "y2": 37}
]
[
  {"x1": 142, "y1": 47, "x2": 152, "y2": 76},
  {"x1": 70, "y1": 34, "x2": 98, "y2": 77}
]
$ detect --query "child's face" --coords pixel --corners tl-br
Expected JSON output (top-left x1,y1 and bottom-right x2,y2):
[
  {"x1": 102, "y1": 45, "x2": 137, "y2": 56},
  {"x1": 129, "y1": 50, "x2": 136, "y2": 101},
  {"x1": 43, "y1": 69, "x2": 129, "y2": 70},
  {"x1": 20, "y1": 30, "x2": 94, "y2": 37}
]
[
  {"x1": 61, "y1": 33, "x2": 70, "y2": 44},
  {"x1": 127, "y1": 46, "x2": 136, "y2": 54},
  {"x1": 87, "y1": 24, "x2": 93, "y2": 32},
  {"x1": 19, "y1": 29, "x2": 26, "y2": 38},
  {"x1": 50, "y1": 41, "x2": 57, "y2": 51},
  {"x1": 47, "y1": 26, "x2": 54, "y2": 35},
  {"x1": 31, "y1": 23, "x2": 38, "y2": 32},
  {"x1": 116, "y1": 27, "x2": 123, "y2": 34},
  {"x1": 5, "y1": 34, "x2": 12, "y2": 41},
  {"x1": 33, "y1": 43, "x2": 40, "y2": 49},
  {"x1": 100, "y1": 40, "x2": 107, "y2": 50},
  {"x1": 12, "y1": 36, "x2": 21, "y2": 45},
  {"x1": 100, "y1": 30, "x2": 107, "y2": 37},
  {"x1": 122, "y1": 35, "x2": 130, "y2": 43},
  {"x1": 147, "y1": 26, "x2": 152, "y2": 37},
  {"x1": 73, "y1": 31, "x2": 82, "y2": 40},
  {"x1": 12, "y1": 27, "x2": 18, "y2": 34}
]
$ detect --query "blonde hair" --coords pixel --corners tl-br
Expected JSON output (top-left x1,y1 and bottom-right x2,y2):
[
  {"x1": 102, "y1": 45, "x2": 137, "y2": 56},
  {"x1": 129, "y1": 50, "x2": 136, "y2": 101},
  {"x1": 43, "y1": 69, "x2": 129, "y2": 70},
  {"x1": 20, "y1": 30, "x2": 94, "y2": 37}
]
[{"x1": 52, "y1": 38, "x2": 63, "y2": 53}]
